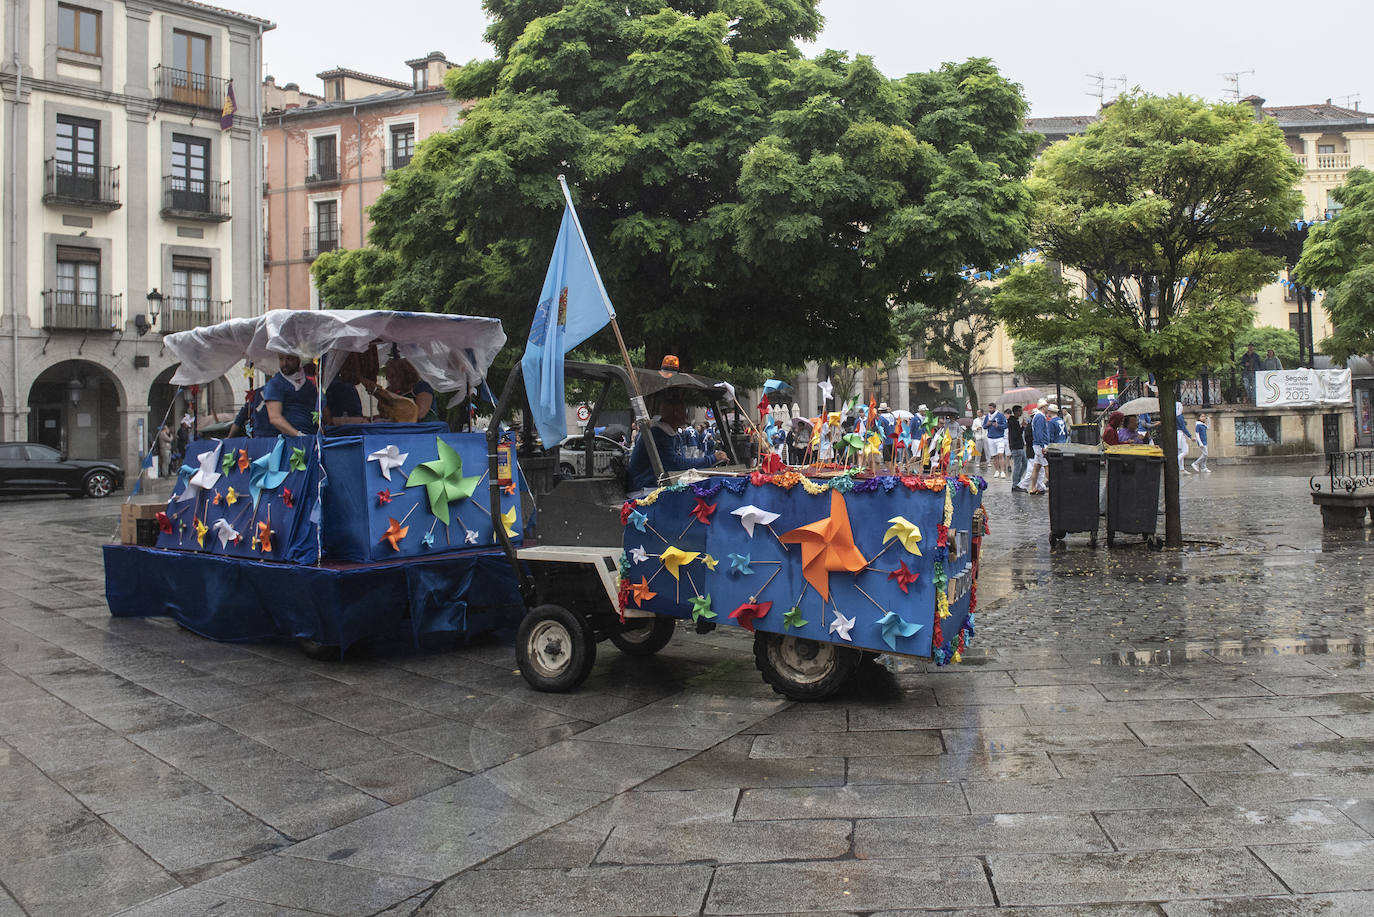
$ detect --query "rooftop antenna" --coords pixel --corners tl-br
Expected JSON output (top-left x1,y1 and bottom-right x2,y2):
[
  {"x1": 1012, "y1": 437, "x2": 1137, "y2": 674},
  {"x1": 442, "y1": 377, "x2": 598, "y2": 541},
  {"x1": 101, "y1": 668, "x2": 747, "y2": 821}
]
[
  {"x1": 1086, "y1": 72, "x2": 1105, "y2": 108},
  {"x1": 1220, "y1": 69, "x2": 1255, "y2": 102},
  {"x1": 1335, "y1": 93, "x2": 1361, "y2": 111},
  {"x1": 1107, "y1": 75, "x2": 1128, "y2": 103}
]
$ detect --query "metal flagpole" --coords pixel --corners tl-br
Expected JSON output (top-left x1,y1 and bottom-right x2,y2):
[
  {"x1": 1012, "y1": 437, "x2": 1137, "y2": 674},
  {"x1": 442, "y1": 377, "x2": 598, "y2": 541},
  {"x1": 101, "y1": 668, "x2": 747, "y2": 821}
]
[{"x1": 555, "y1": 174, "x2": 663, "y2": 480}]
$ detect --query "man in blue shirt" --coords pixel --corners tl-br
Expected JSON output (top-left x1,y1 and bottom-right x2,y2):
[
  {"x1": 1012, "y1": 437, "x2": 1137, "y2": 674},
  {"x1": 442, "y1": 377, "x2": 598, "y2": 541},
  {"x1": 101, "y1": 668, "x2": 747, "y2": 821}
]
[
  {"x1": 626, "y1": 391, "x2": 727, "y2": 495},
  {"x1": 1021, "y1": 401, "x2": 1051, "y2": 494},
  {"x1": 982, "y1": 402, "x2": 1008, "y2": 478},
  {"x1": 261, "y1": 354, "x2": 323, "y2": 438},
  {"x1": 1049, "y1": 404, "x2": 1070, "y2": 443}
]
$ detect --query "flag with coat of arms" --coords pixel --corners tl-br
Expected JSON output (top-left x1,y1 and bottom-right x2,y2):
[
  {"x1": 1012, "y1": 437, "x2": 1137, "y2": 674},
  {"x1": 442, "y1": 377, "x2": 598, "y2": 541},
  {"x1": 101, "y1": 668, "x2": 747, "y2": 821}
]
[{"x1": 521, "y1": 203, "x2": 613, "y2": 447}]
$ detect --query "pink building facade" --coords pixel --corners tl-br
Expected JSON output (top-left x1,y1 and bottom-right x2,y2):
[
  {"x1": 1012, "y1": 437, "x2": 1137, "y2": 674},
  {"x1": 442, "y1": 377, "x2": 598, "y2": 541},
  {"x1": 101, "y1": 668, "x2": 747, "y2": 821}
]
[{"x1": 262, "y1": 54, "x2": 467, "y2": 310}]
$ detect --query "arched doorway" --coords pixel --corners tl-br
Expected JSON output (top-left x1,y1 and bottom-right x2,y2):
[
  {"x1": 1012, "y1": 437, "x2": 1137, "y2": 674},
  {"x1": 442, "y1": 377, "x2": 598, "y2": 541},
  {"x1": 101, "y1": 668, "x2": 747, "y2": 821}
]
[
  {"x1": 148, "y1": 367, "x2": 235, "y2": 439},
  {"x1": 27, "y1": 360, "x2": 122, "y2": 460}
]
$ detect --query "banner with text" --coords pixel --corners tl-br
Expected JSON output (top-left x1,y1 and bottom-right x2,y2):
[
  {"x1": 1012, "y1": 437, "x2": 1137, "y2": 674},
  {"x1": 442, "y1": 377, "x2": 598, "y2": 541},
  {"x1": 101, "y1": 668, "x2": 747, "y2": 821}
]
[{"x1": 1255, "y1": 369, "x2": 1352, "y2": 408}]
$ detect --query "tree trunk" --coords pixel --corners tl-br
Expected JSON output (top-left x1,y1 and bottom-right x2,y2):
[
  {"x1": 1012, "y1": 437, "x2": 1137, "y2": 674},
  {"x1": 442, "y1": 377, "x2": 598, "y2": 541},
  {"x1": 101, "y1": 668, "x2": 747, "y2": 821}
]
[
  {"x1": 1156, "y1": 378, "x2": 1183, "y2": 548},
  {"x1": 960, "y1": 365, "x2": 979, "y2": 416}
]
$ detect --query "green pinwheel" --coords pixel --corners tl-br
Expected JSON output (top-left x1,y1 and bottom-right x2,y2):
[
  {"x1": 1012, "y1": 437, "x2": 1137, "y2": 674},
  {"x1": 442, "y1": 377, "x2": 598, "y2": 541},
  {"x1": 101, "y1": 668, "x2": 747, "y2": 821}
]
[{"x1": 405, "y1": 438, "x2": 482, "y2": 525}]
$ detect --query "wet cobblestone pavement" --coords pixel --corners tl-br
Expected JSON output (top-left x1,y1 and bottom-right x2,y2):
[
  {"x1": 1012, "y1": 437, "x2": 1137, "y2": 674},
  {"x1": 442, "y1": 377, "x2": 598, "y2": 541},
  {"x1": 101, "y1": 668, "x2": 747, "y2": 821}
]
[{"x1": 1, "y1": 460, "x2": 1373, "y2": 916}]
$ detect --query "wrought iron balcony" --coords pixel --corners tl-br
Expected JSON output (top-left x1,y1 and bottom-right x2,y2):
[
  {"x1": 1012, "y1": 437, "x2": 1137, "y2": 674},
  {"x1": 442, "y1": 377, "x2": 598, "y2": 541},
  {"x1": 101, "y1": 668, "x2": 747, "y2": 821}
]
[
  {"x1": 42, "y1": 159, "x2": 121, "y2": 210},
  {"x1": 1312, "y1": 450, "x2": 1374, "y2": 494},
  {"x1": 303, "y1": 224, "x2": 341, "y2": 259},
  {"x1": 161, "y1": 176, "x2": 231, "y2": 221},
  {"x1": 42, "y1": 291, "x2": 122, "y2": 332},
  {"x1": 383, "y1": 151, "x2": 412, "y2": 173},
  {"x1": 305, "y1": 157, "x2": 339, "y2": 185},
  {"x1": 153, "y1": 65, "x2": 228, "y2": 112},
  {"x1": 159, "y1": 299, "x2": 231, "y2": 334}
]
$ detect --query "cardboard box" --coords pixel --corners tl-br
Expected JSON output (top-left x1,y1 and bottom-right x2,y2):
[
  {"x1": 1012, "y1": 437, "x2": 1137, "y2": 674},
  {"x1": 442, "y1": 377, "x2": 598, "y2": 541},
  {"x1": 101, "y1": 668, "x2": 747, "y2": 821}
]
[{"x1": 120, "y1": 501, "x2": 163, "y2": 545}]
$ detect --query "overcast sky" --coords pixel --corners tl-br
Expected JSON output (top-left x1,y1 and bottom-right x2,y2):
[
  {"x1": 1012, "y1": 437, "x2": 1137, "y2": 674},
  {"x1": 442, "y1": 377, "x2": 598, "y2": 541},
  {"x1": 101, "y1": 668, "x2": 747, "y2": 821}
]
[{"x1": 258, "y1": 0, "x2": 1368, "y2": 117}]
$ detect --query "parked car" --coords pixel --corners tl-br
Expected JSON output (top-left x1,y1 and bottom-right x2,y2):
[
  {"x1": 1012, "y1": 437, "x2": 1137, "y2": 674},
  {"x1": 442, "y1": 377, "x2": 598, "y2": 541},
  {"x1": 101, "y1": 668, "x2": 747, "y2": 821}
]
[
  {"x1": 558, "y1": 434, "x2": 629, "y2": 478},
  {"x1": 0, "y1": 443, "x2": 123, "y2": 497}
]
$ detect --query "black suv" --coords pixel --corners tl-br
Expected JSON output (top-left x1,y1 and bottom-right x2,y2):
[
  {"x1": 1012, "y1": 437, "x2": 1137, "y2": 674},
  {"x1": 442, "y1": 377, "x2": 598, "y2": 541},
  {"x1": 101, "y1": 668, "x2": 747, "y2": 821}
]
[{"x1": 0, "y1": 443, "x2": 123, "y2": 497}]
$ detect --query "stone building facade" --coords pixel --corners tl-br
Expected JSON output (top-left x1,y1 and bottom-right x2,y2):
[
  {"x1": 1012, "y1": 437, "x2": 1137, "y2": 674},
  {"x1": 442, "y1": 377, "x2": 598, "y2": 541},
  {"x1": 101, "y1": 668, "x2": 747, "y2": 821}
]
[{"x1": 0, "y1": 0, "x2": 271, "y2": 477}]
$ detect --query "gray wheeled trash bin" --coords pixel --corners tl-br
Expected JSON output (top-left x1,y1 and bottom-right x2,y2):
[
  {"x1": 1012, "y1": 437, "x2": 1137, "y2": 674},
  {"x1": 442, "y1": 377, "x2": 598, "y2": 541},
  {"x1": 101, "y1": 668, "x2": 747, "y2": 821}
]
[
  {"x1": 1105, "y1": 447, "x2": 1164, "y2": 548},
  {"x1": 1046, "y1": 443, "x2": 1102, "y2": 546}
]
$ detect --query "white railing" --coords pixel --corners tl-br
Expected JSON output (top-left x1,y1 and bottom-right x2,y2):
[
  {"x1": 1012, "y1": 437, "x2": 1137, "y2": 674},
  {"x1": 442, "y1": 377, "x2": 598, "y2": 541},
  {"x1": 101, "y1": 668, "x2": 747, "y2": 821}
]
[{"x1": 1293, "y1": 152, "x2": 1352, "y2": 170}]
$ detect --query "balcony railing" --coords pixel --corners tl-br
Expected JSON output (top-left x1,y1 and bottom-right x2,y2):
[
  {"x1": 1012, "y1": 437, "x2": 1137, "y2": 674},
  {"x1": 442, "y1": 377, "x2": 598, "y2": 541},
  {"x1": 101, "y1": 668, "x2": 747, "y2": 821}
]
[
  {"x1": 305, "y1": 157, "x2": 339, "y2": 185},
  {"x1": 303, "y1": 224, "x2": 341, "y2": 259},
  {"x1": 42, "y1": 159, "x2": 121, "y2": 210},
  {"x1": 1311, "y1": 450, "x2": 1374, "y2": 495},
  {"x1": 42, "y1": 291, "x2": 122, "y2": 332},
  {"x1": 159, "y1": 299, "x2": 231, "y2": 334},
  {"x1": 1293, "y1": 152, "x2": 1352, "y2": 170},
  {"x1": 153, "y1": 65, "x2": 228, "y2": 112},
  {"x1": 161, "y1": 176, "x2": 231, "y2": 221},
  {"x1": 383, "y1": 151, "x2": 412, "y2": 173}
]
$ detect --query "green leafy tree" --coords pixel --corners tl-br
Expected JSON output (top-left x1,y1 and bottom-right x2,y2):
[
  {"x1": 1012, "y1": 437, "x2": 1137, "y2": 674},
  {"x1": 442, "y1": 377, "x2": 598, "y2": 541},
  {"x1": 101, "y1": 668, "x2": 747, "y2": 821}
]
[
  {"x1": 1009, "y1": 337, "x2": 1109, "y2": 418},
  {"x1": 995, "y1": 94, "x2": 1303, "y2": 547},
  {"x1": 313, "y1": 0, "x2": 1036, "y2": 374},
  {"x1": 893, "y1": 283, "x2": 998, "y2": 411},
  {"x1": 1295, "y1": 167, "x2": 1374, "y2": 361}
]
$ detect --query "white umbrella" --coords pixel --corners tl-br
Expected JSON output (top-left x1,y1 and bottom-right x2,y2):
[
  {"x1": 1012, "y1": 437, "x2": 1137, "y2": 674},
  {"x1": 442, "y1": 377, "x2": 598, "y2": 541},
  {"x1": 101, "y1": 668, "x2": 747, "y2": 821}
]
[
  {"x1": 892, "y1": 409, "x2": 914, "y2": 421},
  {"x1": 1117, "y1": 396, "x2": 1160, "y2": 415}
]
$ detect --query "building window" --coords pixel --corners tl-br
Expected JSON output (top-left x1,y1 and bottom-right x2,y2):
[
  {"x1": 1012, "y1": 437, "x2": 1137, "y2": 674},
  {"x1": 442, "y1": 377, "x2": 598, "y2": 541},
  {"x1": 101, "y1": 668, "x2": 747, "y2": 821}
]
[
  {"x1": 316, "y1": 199, "x2": 338, "y2": 251},
  {"x1": 1317, "y1": 143, "x2": 1335, "y2": 155},
  {"x1": 313, "y1": 134, "x2": 337, "y2": 180},
  {"x1": 170, "y1": 134, "x2": 209, "y2": 210},
  {"x1": 1284, "y1": 283, "x2": 1300, "y2": 304},
  {"x1": 168, "y1": 29, "x2": 211, "y2": 106},
  {"x1": 169, "y1": 256, "x2": 211, "y2": 331},
  {"x1": 58, "y1": 3, "x2": 100, "y2": 55},
  {"x1": 1234, "y1": 416, "x2": 1280, "y2": 447},
  {"x1": 413, "y1": 67, "x2": 427, "y2": 90},
  {"x1": 56, "y1": 245, "x2": 100, "y2": 317},
  {"x1": 390, "y1": 125, "x2": 414, "y2": 169},
  {"x1": 54, "y1": 115, "x2": 99, "y2": 198}
]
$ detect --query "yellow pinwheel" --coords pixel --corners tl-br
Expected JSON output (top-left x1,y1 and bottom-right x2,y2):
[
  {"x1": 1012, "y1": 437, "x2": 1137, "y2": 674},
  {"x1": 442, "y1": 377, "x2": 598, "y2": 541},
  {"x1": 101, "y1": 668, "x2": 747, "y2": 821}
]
[
  {"x1": 883, "y1": 516, "x2": 922, "y2": 556},
  {"x1": 659, "y1": 547, "x2": 700, "y2": 580},
  {"x1": 500, "y1": 506, "x2": 518, "y2": 537}
]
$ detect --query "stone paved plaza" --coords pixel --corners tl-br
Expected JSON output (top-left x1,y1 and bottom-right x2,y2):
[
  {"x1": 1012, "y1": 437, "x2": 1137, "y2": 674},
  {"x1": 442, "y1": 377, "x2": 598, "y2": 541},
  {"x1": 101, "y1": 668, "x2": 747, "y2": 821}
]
[{"x1": 3, "y1": 460, "x2": 1374, "y2": 916}]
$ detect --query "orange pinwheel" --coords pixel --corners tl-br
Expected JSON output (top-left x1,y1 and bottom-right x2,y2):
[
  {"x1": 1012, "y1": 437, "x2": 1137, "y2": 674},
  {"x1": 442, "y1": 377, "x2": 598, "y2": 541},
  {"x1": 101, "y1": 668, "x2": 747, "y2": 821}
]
[
  {"x1": 257, "y1": 521, "x2": 272, "y2": 553},
  {"x1": 236, "y1": 448, "x2": 250, "y2": 473},
  {"x1": 630, "y1": 577, "x2": 657, "y2": 606},
  {"x1": 380, "y1": 517, "x2": 408, "y2": 551},
  {"x1": 779, "y1": 489, "x2": 867, "y2": 601}
]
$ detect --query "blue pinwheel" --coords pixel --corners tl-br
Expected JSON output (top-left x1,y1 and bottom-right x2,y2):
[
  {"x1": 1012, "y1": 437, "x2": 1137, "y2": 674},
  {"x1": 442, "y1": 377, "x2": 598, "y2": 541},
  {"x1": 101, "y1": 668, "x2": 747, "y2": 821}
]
[{"x1": 249, "y1": 437, "x2": 292, "y2": 508}]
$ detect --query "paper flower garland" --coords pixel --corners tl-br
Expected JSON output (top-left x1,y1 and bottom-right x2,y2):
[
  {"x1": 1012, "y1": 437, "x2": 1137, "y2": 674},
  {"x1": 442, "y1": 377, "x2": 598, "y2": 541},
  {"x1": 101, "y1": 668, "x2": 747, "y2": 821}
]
[
  {"x1": 367, "y1": 444, "x2": 408, "y2": 480},
  {"x1": 406, "y1": 438, "x2": 482, "y2": 525},
  {"x1": 249, "y1": 439, "x2": 291, "y2": 508},
  {"x1": 878, "y1": 611, "x2": 921, "y2": 651},
  {"x1": 729, "y1": 600, "x2": 771, "y2": 632},
  {"x1": 779, "y1": 490, "x2": 867, "y2": 601},
  {"x1": 380, "y1": 517, "x2": 409, "y2": 551},
  {"x1": 731, "y1": 504, "x2": 779, "y2": 537}
]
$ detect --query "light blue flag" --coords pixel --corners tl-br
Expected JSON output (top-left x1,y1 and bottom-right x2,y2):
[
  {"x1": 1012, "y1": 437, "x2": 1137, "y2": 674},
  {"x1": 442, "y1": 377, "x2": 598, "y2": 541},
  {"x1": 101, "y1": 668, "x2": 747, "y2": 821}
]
[{"x1": 521, "y1": 204, "x2": 613, "y2": 447}]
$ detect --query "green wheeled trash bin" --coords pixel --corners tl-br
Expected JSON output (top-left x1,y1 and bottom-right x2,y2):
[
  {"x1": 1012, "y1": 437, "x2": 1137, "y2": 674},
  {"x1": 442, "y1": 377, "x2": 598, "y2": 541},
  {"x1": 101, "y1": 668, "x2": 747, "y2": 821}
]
[
  {"x1": 1069, "y1": 423, "x2": 1100, "y2": 445},
  {"x1": 1046, "y1": 443, "x2": 1102, "y2": 546},
  {"x1": 1105, "y1": 445, "x2": 1164, "y2": 549}
]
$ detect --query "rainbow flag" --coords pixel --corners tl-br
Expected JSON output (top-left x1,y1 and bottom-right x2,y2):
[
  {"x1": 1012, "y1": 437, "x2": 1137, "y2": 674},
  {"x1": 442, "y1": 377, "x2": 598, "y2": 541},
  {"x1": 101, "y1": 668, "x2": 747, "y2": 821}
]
[{"x1": 1097, "y1": 374, "x2": 1119, "y2": 410}]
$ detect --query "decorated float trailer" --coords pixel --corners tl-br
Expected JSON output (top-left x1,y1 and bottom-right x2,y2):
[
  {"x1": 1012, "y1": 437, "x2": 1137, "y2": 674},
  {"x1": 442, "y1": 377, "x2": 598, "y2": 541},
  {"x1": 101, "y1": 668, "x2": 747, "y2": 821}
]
[
  {"x1": 103, "y1": 310, "x2": 531, "y2": 658},
  {"x1": 495, "y1": 364, "x2": 987, "y2": 702}
]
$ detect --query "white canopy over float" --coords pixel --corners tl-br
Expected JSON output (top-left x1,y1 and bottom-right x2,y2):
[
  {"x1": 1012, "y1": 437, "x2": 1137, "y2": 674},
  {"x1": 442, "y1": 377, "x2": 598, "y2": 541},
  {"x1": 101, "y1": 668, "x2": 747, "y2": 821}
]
[{"x1": 164, "y1": 309, "x2": 507, "y2": 392}]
